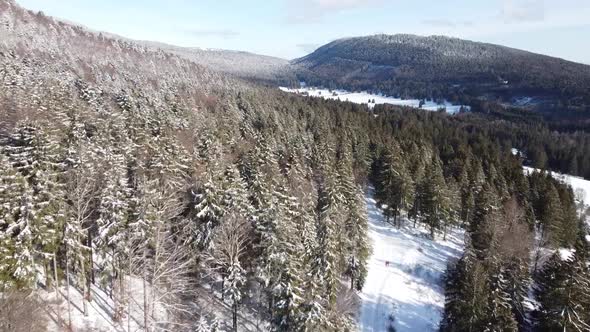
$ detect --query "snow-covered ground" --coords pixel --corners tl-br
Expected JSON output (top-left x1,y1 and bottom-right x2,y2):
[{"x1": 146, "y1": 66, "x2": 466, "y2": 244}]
[
  {"x1": 39, "y1": 276, "x2": 159, "y2": 332},
  {"x1": 37, "y1": 278, "x2": 264, "y2": 332},
  {"x1": 359, "y1": 188, "x2": 464, "y2": 332},
  {"x1": 279, "y1": 86, "x2": 470, "y2": 114}
]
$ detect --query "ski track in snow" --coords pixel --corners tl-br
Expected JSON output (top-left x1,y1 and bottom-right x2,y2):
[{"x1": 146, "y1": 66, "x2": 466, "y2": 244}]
[{"x1": 359, "y1": 188, "x2": 464, "y2": 332}]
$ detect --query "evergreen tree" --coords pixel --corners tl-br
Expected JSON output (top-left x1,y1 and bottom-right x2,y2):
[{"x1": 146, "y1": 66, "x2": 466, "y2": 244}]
[
  {"x1": 377, "y1": 145, "x2": 413, "y2": 227},
  {"x1": 419, "y1": 156, "x2": 448, "y2": 238},
  {"x1": 536, "y1": 251, "x2": 590, "y2": 332}
]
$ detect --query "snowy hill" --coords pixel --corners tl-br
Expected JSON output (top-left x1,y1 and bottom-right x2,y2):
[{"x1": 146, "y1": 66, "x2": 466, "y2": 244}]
[{"x1": 359, "y1": 188, "x2": 464, "y2": 331}]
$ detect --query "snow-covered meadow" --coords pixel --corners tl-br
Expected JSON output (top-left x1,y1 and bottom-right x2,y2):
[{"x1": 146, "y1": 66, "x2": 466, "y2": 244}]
[
  {"x1": 359, "y1": 188, "x2": 464, "y2": 332},
  {"x1": 279, "y1": 86, "x2": 470, "y2": 114}
]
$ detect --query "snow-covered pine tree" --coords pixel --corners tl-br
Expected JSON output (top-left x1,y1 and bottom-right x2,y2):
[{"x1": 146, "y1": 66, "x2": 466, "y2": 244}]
[
  {"x1": 441, "y1": 245, "x2": 490, "y2": 332},
  {"x1": 335, "y1": 143, "x2": 369, "y2": 291},
  {"x1": 0, "y1": 154, "x2": 35, "y2": 289},
  {"x1": 1, "y1": 124, "x2": 66, "y2": 288},
  {"x1": 470, "y1": 183, "x2": 500, "y2": 256},
  {"x1": 94, "y1": 148, "x2": 129, "y2": 302},
  {"x1": 377, "y1": 143, "x2": 413, "y2": 227},
  {"x1": 419, "y1": 155, "x2": 448, "y2": 239},
  {"x1": 536, "y1": 250, "x2": 590, "y2": 331},
  {"x1": 225, "y1": 261, "x2": 246, "y2": 332},
  {"x1": 191, "y1": 174, "x2": 224, "y2": 250},
  {"x1": 272, "y1": 182, "x2": 305, "y2": 330},
  {"x1": 483, "y1": 264, "x2": 519, "y2": 331}
]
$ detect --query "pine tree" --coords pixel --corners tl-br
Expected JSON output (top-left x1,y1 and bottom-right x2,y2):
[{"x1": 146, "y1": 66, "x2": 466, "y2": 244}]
[
  {"x1": 192, "y1": 174, "x2": 224, "y2": 250},
  {"x1": 0, "y1": 154, "x2": 36, "y2": 289},
  {"x1": 441, "y1": 246, "x2": 490, "y2": 332},
  {"x1": 483, "y1": 265, "x2": 519, "y2": 331},
  {"x1": 419, "y1": 156, "x2": 448, "y2": 239},
  {"x1": 225, "y1": 261, "x2": 246, "y2": 332},
  {"x1": 536, "y1": 251, "x2": 590, "y2": 331},
  {"x1": 1, "y1": 125, "x2": 66, "y2": 288},
  {"x1": 94, "y1": 149, "x2": 129, "y2": 298},
  {"x1": 377, "y1": 145, "x2": 413, "y2": 227}
]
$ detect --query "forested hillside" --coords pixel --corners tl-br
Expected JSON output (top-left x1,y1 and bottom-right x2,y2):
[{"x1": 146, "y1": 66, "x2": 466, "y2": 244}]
[
  {"x1": 1, "y1": 1, "x2": 589, "y2": 331},
  {"x1": 293, "y1": 34, "x2": 590, "y2": 127}
]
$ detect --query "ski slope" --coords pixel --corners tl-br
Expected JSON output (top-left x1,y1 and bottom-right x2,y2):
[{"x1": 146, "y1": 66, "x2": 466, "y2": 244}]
[
  {"x1": 279, "y1": 86, "x2": 470, "y2": 113},
  {"x1": 359, "y1": 188, "x2": 464, "y2": 332}
]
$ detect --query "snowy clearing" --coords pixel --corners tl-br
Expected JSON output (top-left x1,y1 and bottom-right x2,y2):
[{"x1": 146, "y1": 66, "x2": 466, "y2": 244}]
[
  {"x1": 279, "y1": 86, "x2": 470, "y2": 113},
  {"x1": 359, "y1": 188, "x2": 464, "y2": 332}
]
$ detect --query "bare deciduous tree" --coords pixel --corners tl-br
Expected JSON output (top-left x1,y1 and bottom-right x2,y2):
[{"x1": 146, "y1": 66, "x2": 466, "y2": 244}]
[{"x1": 205, "y1": 212, "x2": 251, "y2": 332}]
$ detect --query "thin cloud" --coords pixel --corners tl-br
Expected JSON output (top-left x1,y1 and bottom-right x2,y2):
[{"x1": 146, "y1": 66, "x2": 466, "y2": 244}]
[
  {"x1": 285, "y1": 0, "x2": 384, "y2": 24},
  {"x1": 500, "y1": 0, "x2": 545, "y2": 23},
  {"x1": 185, "y1": 29, "x2": 240, "y2": 39}
]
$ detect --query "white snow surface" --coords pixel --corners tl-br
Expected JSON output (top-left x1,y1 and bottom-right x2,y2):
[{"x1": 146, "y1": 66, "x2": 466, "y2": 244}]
[
  {"x1": 359, "y1": 188, "x2": 464, "y2": 332},
  {"x1": 279, "y1": 86, "x2": 470, "y2": 114},
  {"x1": 40, "y1": 276, "x2": 164, "y2": 332},
  {"x1": 523, "y1": 166, "x2": 590, "y2": 207}
]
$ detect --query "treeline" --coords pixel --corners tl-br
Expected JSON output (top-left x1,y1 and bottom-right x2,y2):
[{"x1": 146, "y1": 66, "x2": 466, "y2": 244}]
[{"x1": 372, "y1": 103, "x2": 590, "y2": 180}]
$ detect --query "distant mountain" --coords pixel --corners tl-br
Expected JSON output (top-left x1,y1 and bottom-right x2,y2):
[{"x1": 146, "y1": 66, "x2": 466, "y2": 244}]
[
  {"x1": 292, "y1": 34, "x2": 590, "y2": 112},
  {"x1": 0, "y1": 0, "x2": 294, "y2": 90},
  {"x1": 148, "y1": 44, "x2": 296, "y2": 85}
]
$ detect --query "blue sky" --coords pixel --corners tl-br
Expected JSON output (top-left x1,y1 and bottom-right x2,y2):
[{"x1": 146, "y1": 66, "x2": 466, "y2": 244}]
[{"x1": 16, "y1": 0, "x2": 590, "y2": 63}]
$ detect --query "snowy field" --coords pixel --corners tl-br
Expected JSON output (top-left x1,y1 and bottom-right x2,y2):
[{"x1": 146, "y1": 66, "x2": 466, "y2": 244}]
[
  {"x1": 359, "y1": 188, "x2": 464, "y2": 332},
  {"x1": 523, "y1": 166, "x2": 590, "y2": 207},
  {"x1": 279, "y1": 86, "x2": 470, "y2": 113}
]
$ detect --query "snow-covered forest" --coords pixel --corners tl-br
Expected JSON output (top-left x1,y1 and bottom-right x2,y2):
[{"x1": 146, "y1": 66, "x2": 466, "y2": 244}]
[{"x1": 1, "y1": 1, "x2": 590, "y2": 331}]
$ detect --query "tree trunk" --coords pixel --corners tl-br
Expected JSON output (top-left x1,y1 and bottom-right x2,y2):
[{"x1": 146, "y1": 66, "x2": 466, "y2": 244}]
[
  {"x1": 80, "y1": 253, "x2": 88, "y2": 317},
  {"x1": 143, "y1": 247, "x2": 150, "y2": 332},
  {"x1": 31, "y1": 254, "x2": 37, "y2": 290},
  {"x1": 233, "y1": 302, "x2": 238, "y2": 332},
  {"x1": 127, "y1": 251, "x2": 132, "y2": 332},
  {"x1": 87, "y1": 228, "x2": 95, "y2": 285},
  {"x1": 53, "y1": 254, "x2": 61, "y2": 326},
  {"x1": 65, "y1": 249, "x2": 72, "y2": 329},
  {"x1": 143, "y1": 275, "x2": 149, "y2": 332}
]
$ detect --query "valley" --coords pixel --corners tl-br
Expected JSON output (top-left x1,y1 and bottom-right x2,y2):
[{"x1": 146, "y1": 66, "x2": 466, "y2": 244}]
[{"x1": 279, "y1": 86, "x2": 469, "y2": 113}]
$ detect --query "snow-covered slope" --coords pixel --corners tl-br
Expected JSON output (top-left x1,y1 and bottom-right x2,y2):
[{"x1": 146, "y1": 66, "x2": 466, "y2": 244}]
[
  {"x1": 279, "y1": 86, "x2": 470, "y2": 113},
  {"x1": 359, "y1": 188, "x2": 464, "y2": 332}
]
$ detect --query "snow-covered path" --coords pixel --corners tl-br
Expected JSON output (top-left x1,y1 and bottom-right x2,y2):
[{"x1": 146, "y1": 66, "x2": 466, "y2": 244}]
[{"x1": 359, "y1": 189, "x2": 464, "y2": 332}]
